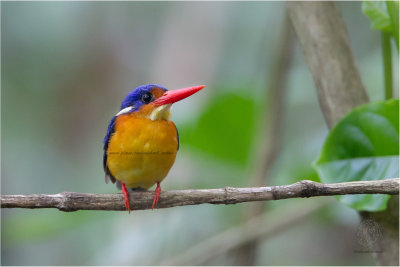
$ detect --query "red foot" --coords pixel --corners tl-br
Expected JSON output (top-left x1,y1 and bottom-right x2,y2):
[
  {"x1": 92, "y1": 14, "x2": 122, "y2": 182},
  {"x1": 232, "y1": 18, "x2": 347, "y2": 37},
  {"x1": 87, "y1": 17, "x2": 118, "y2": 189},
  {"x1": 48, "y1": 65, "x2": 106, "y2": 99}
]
[
  {"x1": 152, "y1": 182, "x2": 161, "y2": 209},
  {"x1": 121, "y1": 183, "x2": 131, "y2": 214}
]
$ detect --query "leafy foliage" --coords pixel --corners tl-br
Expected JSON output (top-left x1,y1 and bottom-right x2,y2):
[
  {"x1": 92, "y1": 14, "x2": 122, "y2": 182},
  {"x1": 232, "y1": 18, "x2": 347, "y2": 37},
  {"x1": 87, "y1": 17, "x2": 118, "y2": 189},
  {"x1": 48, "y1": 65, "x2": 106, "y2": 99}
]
[
  {"x1": 180, "y1": 91, "x2": 260, "y2": 167},
  {"x1": 362, "y1": 1, "x2": 392, "y2": 32},
  {"x1": 314, "y1": 100, "x2": 399, "y2": 211},
  {"x1": 362, "y1": 0, "x2": 399, "y2": 49},
  {"x1": 386, "y1": 0, "x2": 399, "y2": 50}
]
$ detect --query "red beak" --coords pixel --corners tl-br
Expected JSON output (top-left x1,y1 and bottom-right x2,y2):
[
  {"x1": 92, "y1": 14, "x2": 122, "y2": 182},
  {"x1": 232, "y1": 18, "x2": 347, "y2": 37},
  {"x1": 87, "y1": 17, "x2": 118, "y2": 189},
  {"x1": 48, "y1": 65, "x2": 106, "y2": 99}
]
[{"x1": 153, "y1": 85, "x2": 205, "y2": 106}]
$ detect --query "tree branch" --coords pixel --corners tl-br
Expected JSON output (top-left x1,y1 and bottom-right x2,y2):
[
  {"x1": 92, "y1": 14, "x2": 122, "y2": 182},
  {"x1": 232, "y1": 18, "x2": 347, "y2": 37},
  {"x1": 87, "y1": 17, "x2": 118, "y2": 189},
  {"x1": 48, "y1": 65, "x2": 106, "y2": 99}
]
[
  {"x1": 1, "y1": 179, "x2": 398, "y2": 212},
  {"x1": 287, "y1": 1, "x2": 369, "y2": 128},
  {"x1": 287, "y1": 2, "x2": 399, "y2": 265}
]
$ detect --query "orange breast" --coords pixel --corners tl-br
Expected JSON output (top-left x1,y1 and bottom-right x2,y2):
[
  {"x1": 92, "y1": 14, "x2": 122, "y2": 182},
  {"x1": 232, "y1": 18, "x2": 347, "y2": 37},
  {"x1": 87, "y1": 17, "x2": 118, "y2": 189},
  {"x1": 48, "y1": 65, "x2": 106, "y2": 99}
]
[{"x1": 106, "y1": 114, "x2": 178, "y2": 189}]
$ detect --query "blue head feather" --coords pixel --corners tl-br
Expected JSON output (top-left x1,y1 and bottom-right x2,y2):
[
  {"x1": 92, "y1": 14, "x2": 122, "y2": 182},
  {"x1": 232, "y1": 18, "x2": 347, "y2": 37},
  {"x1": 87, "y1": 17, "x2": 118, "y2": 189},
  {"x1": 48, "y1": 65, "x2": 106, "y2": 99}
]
[
  {"x1": 120, "y1": 84, "x2": 167, "y2": 110},
  {"x1": 103, "y1": 84, "x2": 167, "y2": 148}
]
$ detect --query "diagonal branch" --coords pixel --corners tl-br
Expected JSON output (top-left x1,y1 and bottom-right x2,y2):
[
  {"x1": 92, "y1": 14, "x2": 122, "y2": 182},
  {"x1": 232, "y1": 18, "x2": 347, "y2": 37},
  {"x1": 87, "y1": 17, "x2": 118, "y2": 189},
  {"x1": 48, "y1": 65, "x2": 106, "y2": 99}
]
[
  {"x1": 234, "y1": 13, "x2": 295, "y2": 265},
  {"x1": 1, "y1": 178, "x2": 398, "y2": 212},
  {"x1": 162, "y1": 198, "x2": 332, "y2": 265},
  {"x1": 287, "y1": 1, "x2": 369, "y2": 129}
]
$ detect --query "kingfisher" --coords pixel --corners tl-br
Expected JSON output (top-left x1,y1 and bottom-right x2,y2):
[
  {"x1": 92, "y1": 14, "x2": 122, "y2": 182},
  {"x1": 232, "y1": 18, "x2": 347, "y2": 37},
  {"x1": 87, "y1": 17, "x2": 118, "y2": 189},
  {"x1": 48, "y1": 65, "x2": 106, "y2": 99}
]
[{"x1": 103, "y1": 84, "x2": 205, "y2": 213}]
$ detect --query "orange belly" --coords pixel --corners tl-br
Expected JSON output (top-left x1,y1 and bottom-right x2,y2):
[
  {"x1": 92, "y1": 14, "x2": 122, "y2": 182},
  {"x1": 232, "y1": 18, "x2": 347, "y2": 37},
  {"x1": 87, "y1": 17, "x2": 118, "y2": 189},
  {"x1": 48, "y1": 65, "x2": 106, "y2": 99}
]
[{"x1": 106, "y1": 114, "x2": 178, "y2": 189}]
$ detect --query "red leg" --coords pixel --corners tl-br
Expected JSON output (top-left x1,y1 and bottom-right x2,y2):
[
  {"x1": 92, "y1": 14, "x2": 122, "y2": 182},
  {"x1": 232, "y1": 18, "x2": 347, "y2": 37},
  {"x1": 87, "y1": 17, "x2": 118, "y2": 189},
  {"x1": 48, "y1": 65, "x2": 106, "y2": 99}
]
[
  {"x1": 152, "y1": 182, "x2": 161, "y2": 209},
  {"x1": 121, "y1": 183, "x2": 131, "y2": 214}
]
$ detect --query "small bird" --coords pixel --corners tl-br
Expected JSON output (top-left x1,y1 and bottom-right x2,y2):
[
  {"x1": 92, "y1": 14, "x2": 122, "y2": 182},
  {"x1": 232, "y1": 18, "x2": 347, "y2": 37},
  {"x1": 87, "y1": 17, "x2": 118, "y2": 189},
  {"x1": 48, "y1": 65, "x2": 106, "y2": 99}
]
[{"x1": 103, "y1": 84, "x2": 205, "y2": 212}]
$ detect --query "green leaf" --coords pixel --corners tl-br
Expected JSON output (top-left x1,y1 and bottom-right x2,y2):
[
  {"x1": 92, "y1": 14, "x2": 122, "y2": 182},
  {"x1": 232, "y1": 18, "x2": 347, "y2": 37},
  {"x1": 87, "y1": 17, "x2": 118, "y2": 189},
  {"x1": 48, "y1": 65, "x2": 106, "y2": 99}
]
[
  {"x1": 180, "y1": 91, "x2": 260, "y2": 167},
  {"x1": 362, "y1": 1, "x2": 393, "y2": 32},
  {"x1": 314, "y1": 100, "x2": 399, "y2": 211},
  {"x1": 386, "y1": 0, "x2": 399, "y2": 50}
]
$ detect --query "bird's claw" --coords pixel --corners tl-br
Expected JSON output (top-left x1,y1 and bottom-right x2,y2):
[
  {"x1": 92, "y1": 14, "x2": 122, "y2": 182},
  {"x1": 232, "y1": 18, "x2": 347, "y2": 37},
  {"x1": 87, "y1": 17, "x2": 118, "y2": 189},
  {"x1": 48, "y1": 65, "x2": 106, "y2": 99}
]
[
  {"x1": 152, "y1": 182, "x2": 161, "y2": 209},
  {"x1": 121, "y1": 183, "x2": 131, "y2": 213}
]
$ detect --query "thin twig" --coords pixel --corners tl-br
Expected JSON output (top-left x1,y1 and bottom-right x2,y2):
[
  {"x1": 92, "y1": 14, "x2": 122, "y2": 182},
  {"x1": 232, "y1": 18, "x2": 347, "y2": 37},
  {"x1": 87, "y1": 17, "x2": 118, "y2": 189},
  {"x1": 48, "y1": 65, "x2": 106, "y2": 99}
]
[
  {"x1": 1, "y1": 179, "x2": 398, "y2": 212},
  {"x1": 382, "y1": 32, "x2": 393, "y2": 100}
]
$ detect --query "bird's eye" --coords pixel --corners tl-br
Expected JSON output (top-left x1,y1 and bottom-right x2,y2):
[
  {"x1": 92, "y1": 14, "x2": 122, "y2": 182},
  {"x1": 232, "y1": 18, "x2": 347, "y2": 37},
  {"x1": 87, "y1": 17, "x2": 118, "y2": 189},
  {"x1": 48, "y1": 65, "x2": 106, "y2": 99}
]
[{"x1": 141, "y1": 92, "x2": 154, "y2": 104}]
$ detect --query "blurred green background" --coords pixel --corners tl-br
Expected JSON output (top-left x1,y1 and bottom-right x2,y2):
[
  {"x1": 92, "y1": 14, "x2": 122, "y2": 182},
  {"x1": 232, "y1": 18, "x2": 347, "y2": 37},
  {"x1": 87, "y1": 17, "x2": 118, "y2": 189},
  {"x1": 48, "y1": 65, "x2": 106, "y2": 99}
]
[{"x1": 1, "y1": 1, "x2": 398, "y2": 265}]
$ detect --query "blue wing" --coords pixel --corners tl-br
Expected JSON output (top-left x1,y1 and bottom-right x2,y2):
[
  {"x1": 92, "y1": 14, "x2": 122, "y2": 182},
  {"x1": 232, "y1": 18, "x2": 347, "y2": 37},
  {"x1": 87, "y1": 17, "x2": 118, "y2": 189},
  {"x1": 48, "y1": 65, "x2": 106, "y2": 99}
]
[
  {"x1": 103, "y1": 116, "x2": 117, "y2": 184},
  {"x1": 174, "y1": 123, "x2": 180, "y2": 151}
]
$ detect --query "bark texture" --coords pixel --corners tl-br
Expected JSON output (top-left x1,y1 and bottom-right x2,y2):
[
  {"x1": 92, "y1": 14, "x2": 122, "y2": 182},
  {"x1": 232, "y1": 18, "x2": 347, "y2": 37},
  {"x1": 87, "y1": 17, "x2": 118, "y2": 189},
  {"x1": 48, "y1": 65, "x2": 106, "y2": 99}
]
[
  {"x1": 287, "y1": 1, "x2": 369, "y2": 128},
  {"x1": 1, "y1": 179, "x2": 398, "y2": 212},
  {"x1": 288, "y1": 2, "x2": 398, "y2": 265}
]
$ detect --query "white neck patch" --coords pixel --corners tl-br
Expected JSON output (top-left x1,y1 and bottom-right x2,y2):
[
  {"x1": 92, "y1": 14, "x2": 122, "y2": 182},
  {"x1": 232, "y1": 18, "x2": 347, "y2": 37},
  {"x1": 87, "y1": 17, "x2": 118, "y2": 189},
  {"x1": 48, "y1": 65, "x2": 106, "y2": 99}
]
[
  {"x1": 115, "y1": 106, "x2": 134, "y2": 116},
  {"x1": 150, "y1": 104, "x2": 172, "y2": 121},
  {"x1": 115, "y1": 104, "x2": 172, "y2": 120}
]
